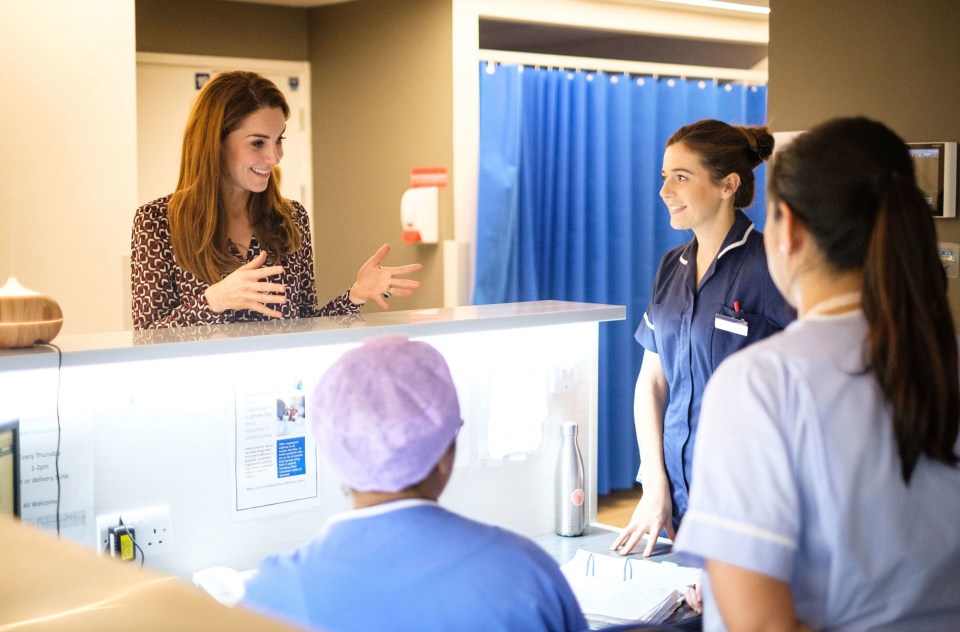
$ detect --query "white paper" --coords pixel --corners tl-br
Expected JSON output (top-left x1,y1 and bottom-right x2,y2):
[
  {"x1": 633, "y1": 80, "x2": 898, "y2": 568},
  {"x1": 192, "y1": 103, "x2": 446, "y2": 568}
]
[
  {"x1": 18, "y1": 414, "x2": 95, "y2": 544},
  {"x1": 233, "y1": 375, "x2": 318, "y2": 518},
  {"x1": 561, "y1": 549, "x2": 700, "y2": 624}
]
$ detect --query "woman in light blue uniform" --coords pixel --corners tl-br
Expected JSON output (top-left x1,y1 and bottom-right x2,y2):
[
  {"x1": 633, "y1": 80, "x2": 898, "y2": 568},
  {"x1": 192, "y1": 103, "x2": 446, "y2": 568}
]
[
  {"x1": 612, "y1": 120, "x2": 794, "y2": 557},
  {"x1": 675, "y1": 117, "x2": 960, "y2": 630}
]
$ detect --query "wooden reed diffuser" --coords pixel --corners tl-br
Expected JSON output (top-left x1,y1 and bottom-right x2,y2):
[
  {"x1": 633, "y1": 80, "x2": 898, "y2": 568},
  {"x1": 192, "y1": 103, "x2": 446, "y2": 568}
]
[{"x1": 0, "y1": 277, "x2": 63, "y2": 348}]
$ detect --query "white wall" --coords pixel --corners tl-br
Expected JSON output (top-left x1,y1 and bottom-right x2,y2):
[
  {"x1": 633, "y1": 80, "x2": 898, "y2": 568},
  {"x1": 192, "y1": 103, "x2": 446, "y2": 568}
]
[{"x1": 0, "y1": 1, "x2": 138, "y2": 336}]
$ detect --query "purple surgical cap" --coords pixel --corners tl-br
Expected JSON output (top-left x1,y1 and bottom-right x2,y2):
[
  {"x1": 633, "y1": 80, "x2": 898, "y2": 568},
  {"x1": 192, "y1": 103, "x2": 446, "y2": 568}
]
[{"x1": 310, "y1": 335, "x2": 462, "y2": 493}]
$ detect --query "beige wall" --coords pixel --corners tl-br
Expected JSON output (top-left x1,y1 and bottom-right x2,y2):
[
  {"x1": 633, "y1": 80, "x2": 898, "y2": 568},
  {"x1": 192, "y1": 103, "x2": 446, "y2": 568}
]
[
  {"x1": 308, "y1": 0, "x2": 452, "y2": 310},
  {"x1": 0, "y1": 1, "x2": 138, "y2": 335},
  {"x1": 769, "y1": 0, "x2": 960, "y2": 323},
  {"x1": 136, "y1": 0, "x2": 309, "y2": 60}
]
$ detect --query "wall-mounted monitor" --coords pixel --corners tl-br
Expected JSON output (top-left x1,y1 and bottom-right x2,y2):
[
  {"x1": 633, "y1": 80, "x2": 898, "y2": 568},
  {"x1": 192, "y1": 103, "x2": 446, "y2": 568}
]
[
  {"x1": 0, "y1": 419, "x2": 19, "y2": 518},
  {"x1": 908, "y1": 142, "x2": 957, "y2": 218}
]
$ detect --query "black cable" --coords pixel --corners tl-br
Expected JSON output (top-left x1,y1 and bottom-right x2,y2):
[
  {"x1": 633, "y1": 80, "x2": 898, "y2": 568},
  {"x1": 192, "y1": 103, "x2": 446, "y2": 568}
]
[
  {"x1": 41, "y1": 344, "x2": 145, "y2": 567},
  {"x1": 131, "y1": 534, "x2": 146, "y2": 569},
  {"x1": 43, "y1": 343, "x2": 63, "y2": 538}
]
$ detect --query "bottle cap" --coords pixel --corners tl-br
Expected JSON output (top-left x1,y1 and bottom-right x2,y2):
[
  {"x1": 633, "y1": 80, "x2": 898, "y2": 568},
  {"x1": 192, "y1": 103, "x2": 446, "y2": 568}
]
[{"x1": 562, "y1": 420, "x2": 578, "y2": 436}]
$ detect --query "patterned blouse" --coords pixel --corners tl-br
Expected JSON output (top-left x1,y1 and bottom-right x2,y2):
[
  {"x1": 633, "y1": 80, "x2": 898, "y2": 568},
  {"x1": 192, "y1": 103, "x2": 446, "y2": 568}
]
[{"x1": 131, "y1": 196, "x2": 360, "y2": 330}]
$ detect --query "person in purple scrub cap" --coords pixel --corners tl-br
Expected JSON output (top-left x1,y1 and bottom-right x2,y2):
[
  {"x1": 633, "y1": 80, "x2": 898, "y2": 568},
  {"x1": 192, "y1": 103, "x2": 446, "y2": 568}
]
[{"x1": 241, "y1": 335, "x2": 587, "y2": 632}]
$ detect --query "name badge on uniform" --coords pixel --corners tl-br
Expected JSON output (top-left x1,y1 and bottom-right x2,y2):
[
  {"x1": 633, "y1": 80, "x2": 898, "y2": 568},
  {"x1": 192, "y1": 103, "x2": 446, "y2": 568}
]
[{"x1": 715, "y1": 314, "x2": 748, "y2": 337}]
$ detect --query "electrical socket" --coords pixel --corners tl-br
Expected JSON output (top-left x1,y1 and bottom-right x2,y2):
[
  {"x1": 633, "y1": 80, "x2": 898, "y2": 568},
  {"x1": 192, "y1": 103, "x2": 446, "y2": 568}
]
[{"x1": 96, "y1": 505, "x2": 172, "y2": 559}]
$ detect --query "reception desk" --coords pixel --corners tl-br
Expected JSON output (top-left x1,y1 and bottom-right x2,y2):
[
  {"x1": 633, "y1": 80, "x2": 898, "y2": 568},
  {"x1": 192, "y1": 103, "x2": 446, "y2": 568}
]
[{"x1": 0, "y1": 301, "x2": 624, "y2": 579}]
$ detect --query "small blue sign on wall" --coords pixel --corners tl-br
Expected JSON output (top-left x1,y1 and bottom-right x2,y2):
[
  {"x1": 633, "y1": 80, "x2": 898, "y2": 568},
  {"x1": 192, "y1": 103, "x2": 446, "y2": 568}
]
[
  {"x1": 195, "y1": 72, "x2": 211, "y2": 90},
  {"x1": 288, "y1": 76, "x2": 299, "y2": 91},
  {"x1": 276, "y1": 437, "x2": 306, "y2": 479}
]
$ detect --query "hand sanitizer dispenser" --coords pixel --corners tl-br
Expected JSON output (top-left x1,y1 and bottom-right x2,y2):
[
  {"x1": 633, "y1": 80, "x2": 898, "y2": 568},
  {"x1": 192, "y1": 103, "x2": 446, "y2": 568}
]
[{"x1": 400, "y1": 186, "x2": 439, "y2": 244}]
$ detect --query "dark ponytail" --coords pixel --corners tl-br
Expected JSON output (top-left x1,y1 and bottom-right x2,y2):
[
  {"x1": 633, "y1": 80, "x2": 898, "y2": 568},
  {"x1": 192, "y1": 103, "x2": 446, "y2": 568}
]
[
  {"x1": 770, "y1": 117, "x2": 959, "y2": 483},
  {"x1": 862, "y1": 173, "x2": 959, "y2": 481}
]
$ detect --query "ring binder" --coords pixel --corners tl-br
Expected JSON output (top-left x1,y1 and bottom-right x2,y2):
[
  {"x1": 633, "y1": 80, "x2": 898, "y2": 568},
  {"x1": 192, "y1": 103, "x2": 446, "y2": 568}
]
[{"x1": 560, "y1": 548, "x2": 699, "y2": 624}]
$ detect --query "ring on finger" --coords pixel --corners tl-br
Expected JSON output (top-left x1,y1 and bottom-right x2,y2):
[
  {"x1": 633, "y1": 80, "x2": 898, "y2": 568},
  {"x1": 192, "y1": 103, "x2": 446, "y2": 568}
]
[{"x1": 381, "y1": 290, "x2": 392, "y2": 300}]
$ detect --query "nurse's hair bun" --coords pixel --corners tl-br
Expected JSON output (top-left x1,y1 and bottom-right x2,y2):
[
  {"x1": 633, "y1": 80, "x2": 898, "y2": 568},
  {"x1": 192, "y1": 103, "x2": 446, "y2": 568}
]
[{"x1": 744, "y1": 127, "x2": 775, "y2": 163}]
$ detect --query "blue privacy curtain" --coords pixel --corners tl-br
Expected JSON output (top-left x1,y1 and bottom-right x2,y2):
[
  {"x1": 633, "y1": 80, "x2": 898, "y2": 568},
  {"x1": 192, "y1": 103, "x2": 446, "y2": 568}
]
[{"x1": 475, "y1": 63, "x2": 768, "y2": 494}]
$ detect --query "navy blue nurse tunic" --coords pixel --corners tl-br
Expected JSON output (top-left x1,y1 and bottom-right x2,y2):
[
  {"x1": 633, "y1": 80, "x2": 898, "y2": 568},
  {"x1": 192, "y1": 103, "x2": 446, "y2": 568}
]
[{"x1": 634, "y1": 210, "x2": 794, "y2": 530}]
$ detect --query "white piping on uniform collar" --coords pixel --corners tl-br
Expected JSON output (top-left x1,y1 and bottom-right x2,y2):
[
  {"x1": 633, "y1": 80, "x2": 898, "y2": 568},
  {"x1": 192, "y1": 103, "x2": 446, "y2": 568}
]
[
  {"x1": 717, "y1": 223, "x2": 755, "y2": 260},
  {"x1": 318, "y1": 498, "x2": 438, "y2": 538},
  {"x1": 333, "y1": 498, "x2": 437, "y2": 523},
  {"x1": 679, "y1": 218, "x2": 753, "y2": 266}
]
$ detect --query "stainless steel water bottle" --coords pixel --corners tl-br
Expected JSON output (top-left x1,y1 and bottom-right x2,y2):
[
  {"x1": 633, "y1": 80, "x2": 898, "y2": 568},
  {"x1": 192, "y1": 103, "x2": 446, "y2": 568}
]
[{"x1": 556, "y1": 420, "x2": 585, "y2": 536}]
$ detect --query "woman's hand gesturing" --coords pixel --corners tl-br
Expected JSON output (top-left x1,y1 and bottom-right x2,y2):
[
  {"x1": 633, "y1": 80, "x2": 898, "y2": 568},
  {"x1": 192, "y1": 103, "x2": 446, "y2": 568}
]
[
  {"x1": 204, "y1": 251, "x2": 287, "y2": 318},
  {"x1": 349, "y1": 244, "x2": 422, "y2": 310}
]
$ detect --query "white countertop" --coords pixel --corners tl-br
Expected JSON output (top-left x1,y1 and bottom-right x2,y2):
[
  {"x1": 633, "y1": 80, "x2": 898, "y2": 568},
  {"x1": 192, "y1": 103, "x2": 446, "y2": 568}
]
[{"x1": 0, "y1": 300, "x2": 625, "y2": 371}]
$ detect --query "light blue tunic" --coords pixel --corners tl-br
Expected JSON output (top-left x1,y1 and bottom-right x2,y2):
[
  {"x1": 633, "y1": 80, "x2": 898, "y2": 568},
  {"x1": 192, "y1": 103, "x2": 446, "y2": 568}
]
[
  {"x1": 674, "y1": 311, "x2": 960, "y2": 631},
  {"x1": 241, "y1": 499, "x2": 587, "y2": 632}
]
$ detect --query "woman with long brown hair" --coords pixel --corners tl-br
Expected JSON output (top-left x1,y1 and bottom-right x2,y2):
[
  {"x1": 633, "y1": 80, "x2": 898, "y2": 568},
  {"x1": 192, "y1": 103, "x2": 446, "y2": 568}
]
[
  {"x1": 132, "y1": 71, "x2": 420, "y2": 329},
  {"x1": 675, "y1": 117, "x2": 960, "y2": 630}
]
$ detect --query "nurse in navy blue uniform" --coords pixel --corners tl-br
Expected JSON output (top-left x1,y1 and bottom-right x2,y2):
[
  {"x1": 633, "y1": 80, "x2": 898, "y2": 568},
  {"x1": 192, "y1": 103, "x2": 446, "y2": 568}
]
[{"x1": 611, "y1": 120, "x2": 794, "y2": 558}]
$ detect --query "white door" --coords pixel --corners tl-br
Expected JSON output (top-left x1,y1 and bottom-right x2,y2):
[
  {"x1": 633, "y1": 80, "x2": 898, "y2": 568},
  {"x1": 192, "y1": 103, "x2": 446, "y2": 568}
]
[{"x1": 135, "y1": 53, "x2": 313, "y2": 214}]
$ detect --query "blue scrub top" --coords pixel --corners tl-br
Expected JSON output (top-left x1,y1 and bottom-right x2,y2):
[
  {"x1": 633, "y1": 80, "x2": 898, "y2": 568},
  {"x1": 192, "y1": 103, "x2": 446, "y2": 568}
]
[
  {"x1": 241, "y1": 500, "x2": 587, "y2": 632},
  {"x1": 634, "y1": 210, "x2": 794, "y2": 528}
]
